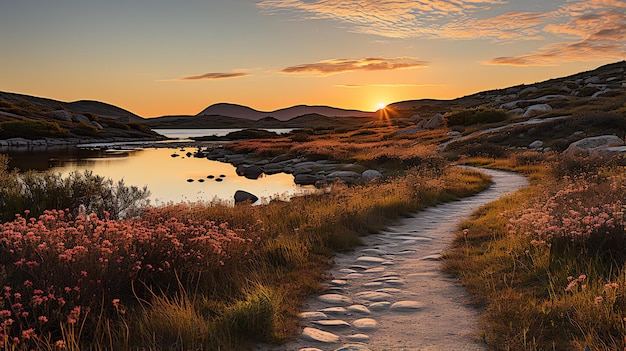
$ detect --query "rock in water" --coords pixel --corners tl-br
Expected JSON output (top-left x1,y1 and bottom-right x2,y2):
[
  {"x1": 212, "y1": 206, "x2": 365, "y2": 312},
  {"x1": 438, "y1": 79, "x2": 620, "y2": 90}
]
[{"x1": 234, "y1": 190, "x2": 258, "y2": 204}]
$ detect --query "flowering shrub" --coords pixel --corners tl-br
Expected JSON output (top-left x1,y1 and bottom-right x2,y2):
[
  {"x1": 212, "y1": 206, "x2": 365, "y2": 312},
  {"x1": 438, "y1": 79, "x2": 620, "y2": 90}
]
[
  {"x1": 0, "y1": 209, "x2": 259, "y2": 348},
  {"x1": 508, "y1": 172, "x2": 625, "y2": 261}
]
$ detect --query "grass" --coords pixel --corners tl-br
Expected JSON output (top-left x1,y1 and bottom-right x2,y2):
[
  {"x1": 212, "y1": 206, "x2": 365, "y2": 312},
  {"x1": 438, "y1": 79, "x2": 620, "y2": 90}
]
[{"x1": 444, "y1": 153, "x2": 626, "y2": 350}]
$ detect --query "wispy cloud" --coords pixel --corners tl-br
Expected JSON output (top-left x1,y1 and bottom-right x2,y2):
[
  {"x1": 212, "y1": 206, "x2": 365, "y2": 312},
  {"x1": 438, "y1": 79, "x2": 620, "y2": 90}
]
[
  {"x1": 333, "y1": 83, "x2": 442, "y2": 88},
  {"x1": 175, "y1": 72, "x2": 250, "y2": 81},
  {"x1": 487, "y1": 3, "x2": 626, "y2": 65},
  {"x1": 280, "y1": 57, "x2": 428, "y2": 75},
  {"x1": 259, "y1": 0, "x2": 626, "y2": 65},
  {"x1": 258, "y1": 0, "x2": 535, "y2": 41}
]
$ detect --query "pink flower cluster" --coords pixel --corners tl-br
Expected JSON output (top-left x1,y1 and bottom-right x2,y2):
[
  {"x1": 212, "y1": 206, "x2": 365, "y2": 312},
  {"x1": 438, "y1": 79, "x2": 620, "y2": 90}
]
[
  {"x1": 508, "y1": 174, "x2": 625, "y2": 244},
  {"x1": 0, "y1": 207, "x2": 261, "y2": 348}
]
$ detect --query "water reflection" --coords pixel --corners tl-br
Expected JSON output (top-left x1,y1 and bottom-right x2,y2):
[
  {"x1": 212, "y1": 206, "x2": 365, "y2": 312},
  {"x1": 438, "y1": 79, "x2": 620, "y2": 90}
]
[{"x1": 3, "y1": 147, "x2": 313, "y2": 205}]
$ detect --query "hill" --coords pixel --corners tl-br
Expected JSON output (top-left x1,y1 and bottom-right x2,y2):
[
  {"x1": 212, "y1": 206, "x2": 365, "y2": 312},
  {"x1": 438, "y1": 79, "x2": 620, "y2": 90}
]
[{"x1": 197, "y1": 103, "x2": 375, "y2": 120}]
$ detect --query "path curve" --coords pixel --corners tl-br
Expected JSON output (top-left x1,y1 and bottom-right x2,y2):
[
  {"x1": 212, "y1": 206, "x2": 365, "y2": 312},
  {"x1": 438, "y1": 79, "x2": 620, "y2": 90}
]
[{"x1": 256, "y1": 167, "x2": 528, "y2": 351}]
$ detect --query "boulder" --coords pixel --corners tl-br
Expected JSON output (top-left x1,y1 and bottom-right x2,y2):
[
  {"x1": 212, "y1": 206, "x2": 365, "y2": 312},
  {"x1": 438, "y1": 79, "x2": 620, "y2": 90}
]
[
  {"x1": 528, "y1": 140, "x2": 544, "y2": 149},
  {"x1": 564, "y1": 135, "x2": 625, "y2": 157},
  {"x1": 361, "y1": 169, "x2": 383, "y2": 181},
  {"x1": 90, "y1": 121, "x2": 104, "y2": 130},
  {"x1": 519, "y1": 86, "x2": 538, "y2": 96},
  {"x1": 234, "y1": 190, "x2": 258, "y2": 204},
  {"x1": 590, "y1": 146, "x2": 626, "y2": 158},
  {"x1": 294, "y1": 174, "x2": 322, "y2": 186},
  {"x1": 446, "y1": 131, "x2": 461, "y2": 136},
  {"x1": 74, "y1": 114, "x2": 91, "y2": 124},
  {"x1": 424, "y1": 113, "x2": 444, "y2": 129},
  {"x1": 523, "y1": 104, "x2": 552, "y2": 117},
  {"x1": 235, "y1": 165, "x2": 264, "y2": 179},
  {"x1": 270, "y1": 154, "x2": 291, "y2": 163},
  {"x1": 50, "y1": 110, "x2": 72, "y2": 122},
  {"x1": 327, "y1": 171, "x2": 361, "y2": 183}
]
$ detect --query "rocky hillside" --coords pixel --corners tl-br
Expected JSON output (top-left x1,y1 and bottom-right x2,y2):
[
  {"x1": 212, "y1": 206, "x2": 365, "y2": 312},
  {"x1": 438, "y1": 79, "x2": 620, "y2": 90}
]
[{"x1": 0, "y1": 92, "x2": 162, "y2": 144}]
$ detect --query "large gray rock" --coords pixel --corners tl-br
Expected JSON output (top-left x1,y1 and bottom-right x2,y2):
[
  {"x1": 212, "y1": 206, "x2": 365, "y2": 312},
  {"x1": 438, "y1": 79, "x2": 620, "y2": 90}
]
[
  {"x1": 234, "y1": 190, "x2": 259, "y2": 204},
  {"x1": 424, "y1": 113, "x2": 444, "y2": 129},
  {"x1": 50, "y1": 110, "x2": 72, "y2": 122},
  {"x1": 235, "y1": 165, "x2": 264, "y2": 179},
  {"x1": 528, "y1": 140, "x2": 544, "y2": 149},
  {"x1": 361, "y1": 170, "x2": 383, "y2": 181},
  {"x1": 74, "y1": 114, "x2": 91, "y2": 124},
  {"x1": 590, "y1": 146, "x2": 626, "y2": 158},
  {"x1": 523, "y1": 104, "x2": 552, "y2": 117},
  {"x1": 564, "y1": 135, "x2": 625, "y2": 157},
  {"x1": 294, "y1": 174, "x2": 322, "y2": 185}
]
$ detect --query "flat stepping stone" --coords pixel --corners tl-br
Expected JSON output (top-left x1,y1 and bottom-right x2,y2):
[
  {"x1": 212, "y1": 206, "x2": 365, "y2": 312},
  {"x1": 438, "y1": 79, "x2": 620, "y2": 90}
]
[
  {"x1": 363, "y1": 267, "x2": 385, "y2": 273},
  {"x1": 353, "y1": 318, "x2": 378, "y2": 330},
  {"x1": 376, "y1": 288, "x2": 402, "y2": 293},
  {"x1": 381, "y1": 261, "x2": 395, "y2": 266},
  {"x1": 345, "y1": 334, "x2": 370, "y2": 342},
  {"x1": 390, "y1": 300, "x2": 425, "y2": 312},
  {"x1": 318, "y1": 294, "x2": 353, "y2": 305},
  {"x1": 383, "y1": 272, "x2": 400, "y2": 277},
  {"x1": 301, "y1": 327, "x2": 340, "y2": 343},
  {"x1": 421, "y1": 254, "x2": 443, "y2": 261},
  {"x1": 368, "y1": 301, "x2": 391, "y2": 311},
  {"x1": 374, "y1": 276, "x2": 402, "y2": 283},
  {"x1": 321, "y1": 307, "x2": 348, "y2": 314},
  {"x1": 384, "y1": 279, "x2": 406, "y2": 286},
  {"x1": 360, "y1": 248, "x2": 388, "y2": 255},
  {"x1": 333, "y1": 344, "x2": 372, "y2": 351},
  {"x1": 345, "y1": 273, "x2": 364, "y2": 279},
  {"x1": 356, "y1": 256, "x2": 387, "y2": 264},
  {"x1": 331, "y1": 279, "x2": 348, "y2": 286},
  {"x1": 363, "y1": 282, "x2": 383, "y2": 288},
  {"x1": 349, "y1": 265, "x2": 370, "y2": 271},
  {"x1": 299, "y1": 311, "x2": 328, "y2": 320},
  {"x1": 339, "y1": 268, "x2": 357, "y2": 274},
  {"x1": 397, "y1": 250, "x2": 417, "y2": 255},
  {"x1": 356, "y1": 291, "x2": 392, "y2": 301},
  {"x1": 347, "y1": 305, "x2": 371, "y2": 314},
  {"x1": 314, "y1": 319, "x2": 351, "y2": 328}
]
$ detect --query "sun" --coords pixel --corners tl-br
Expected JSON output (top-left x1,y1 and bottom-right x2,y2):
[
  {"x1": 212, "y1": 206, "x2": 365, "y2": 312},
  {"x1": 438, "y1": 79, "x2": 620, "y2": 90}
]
[{"x1": 376, "y1": 102, "x2": 387, "y2": 110}]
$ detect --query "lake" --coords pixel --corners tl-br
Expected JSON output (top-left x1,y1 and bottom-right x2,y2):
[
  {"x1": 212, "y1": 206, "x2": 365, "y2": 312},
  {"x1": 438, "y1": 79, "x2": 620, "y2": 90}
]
[{"x1": 2, "y1": 144, "x2": 314, "y2": 205}]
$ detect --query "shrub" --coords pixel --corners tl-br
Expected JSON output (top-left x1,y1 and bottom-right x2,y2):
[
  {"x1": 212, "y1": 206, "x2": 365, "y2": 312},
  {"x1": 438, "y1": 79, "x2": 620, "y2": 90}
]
[
  {"x1": 71, "y1": 122, "x2": 99, "y2": 137},
  {"x1": 127, "y1": 122, "x2": 153, "y2": 134},
  {"x1": 445, "y1": 107, "x2": 507, "y2": 126},
  {"x1": 0, "y1": 120, "x2": 68, "y2": 139}
]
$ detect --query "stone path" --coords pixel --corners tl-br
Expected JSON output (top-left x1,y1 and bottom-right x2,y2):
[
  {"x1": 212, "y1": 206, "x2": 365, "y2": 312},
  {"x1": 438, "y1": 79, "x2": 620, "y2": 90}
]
[{"x1": 255, "y1": 167, "x2": 528, "y2": 351}]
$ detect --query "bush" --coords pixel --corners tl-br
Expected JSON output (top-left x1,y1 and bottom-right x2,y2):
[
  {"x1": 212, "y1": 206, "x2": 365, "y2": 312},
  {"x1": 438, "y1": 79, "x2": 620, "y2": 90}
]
[
  {"x1": 71, "y1": 122, "x2": 99, "y2": 137},
  {"x1": 445, "y1": 107, "x2": 507, "y2": 126},
  {"x1": 0, "y1": 120, "x2": 68, "y2": 139},
  {"x1": 127, "y1": 122, "x2": 153, "y2": 134}
]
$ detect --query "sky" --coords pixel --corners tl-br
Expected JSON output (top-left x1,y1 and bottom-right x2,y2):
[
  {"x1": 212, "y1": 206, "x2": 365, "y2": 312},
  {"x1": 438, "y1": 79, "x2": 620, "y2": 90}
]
[{"x1": 1, "y1": 0, "x2": 625, "y2": 117}]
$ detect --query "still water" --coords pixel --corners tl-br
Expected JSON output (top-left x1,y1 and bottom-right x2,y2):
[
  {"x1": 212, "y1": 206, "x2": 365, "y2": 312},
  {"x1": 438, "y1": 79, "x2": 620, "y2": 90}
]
[
  {"x1": 153, "y1": 128, "x2": 294, "y2": 139},
  {"x1": 3, "y1": 146, "x2": 313, "y2": 205}
]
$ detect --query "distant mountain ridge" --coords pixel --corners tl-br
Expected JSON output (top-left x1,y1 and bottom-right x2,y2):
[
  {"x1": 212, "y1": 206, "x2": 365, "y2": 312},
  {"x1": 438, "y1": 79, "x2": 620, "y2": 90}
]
[{"x1": 198, "y1": 103, "x2": 375, "y2": 121}]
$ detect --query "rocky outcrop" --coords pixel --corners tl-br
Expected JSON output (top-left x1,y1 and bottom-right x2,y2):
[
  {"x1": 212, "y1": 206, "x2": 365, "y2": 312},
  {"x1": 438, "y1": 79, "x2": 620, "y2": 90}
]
[
  {"x1": 564, "y1": 135, "x2": 625, "y2": 157},
  {"x1": 424, "y1": 113, "x2": 444, "y2": 129},
  {"x1": 50, "y1": 110, "x2": 72, "y2": 122}
]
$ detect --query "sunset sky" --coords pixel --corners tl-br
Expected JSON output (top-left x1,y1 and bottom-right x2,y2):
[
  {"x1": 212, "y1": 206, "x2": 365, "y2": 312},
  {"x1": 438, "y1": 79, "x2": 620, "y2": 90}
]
[{"x1": 1, "y1": 0, "x2": 624, "y2": 117}]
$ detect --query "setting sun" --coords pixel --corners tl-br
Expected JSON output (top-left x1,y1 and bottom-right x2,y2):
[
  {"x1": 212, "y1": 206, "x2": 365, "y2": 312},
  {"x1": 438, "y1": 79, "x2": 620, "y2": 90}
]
[{"x1": 376, "y1": 102, "x2": 387, "y2": 110}]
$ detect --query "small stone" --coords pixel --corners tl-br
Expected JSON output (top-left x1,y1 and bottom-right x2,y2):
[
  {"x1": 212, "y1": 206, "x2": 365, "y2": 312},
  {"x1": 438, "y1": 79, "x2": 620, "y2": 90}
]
[
  {"x1": 353, "y1": 318, "x2": 378, "y2": 330},
  {"x1": 318, "y1": 294, "x2": 353, "y2": 305},
  {"x1": 345, "y1": 334, "x2": 370, "y2": 342},
  {"x1": 339, "y1": 268, "x2": 358, "y2": 274},
  {"x1": 347, "y1": 305, "x2": 371, "y2": 314},
  {"x1": 333, "y1": 344, "x2": 372, "y2": 351},
  {"x1": 299, "y1": 311, "x2": 328, "y2": 320},
  {"x1": 314, "y1": 319, "x2": 351, "y2": 328},
  {"x1": 363, "y1": 282, "x2": 383, "y2": 288},
  {"x1": 356, "y1": 256, "x2": 387, "y2": 264},
  {"x1": 345, "y1": 273, "x2": 364, "y2": 279},
  {"x1": 368, "y1": 302, "x2": 391, "y2": 311},
  {"x1": 384, "y1": 279, "x2": 406, "y2": 286},
  {"x1": 421, "y1": 254, "x2": 443, "y2": 261},
  {"x1": 301, "y1": 327, "x2": 340, "y2": 343},
  {"x1": 331, "y1": 279, "x2": 348, "y2": 286},
  {"x1": 320, "y1": 307, "x2": 348, "y2": 314},
  {"x1": 390, "y1": 301, "x2": 425, "y2": 312},
  {"x1": 376, "y1": 288, "x2": 402, "y2": 293},
  {"x1": 363, "y1": 267, "x2": 385, "y2": 273},
  {"x1": 356, "y1": 291, "x2": 392, "y2": 301}
]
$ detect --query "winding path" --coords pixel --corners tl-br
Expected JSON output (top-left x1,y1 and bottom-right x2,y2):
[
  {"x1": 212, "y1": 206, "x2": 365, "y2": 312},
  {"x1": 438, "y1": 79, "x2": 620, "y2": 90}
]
[{"x1": 256, "y1": 167, "x2": 528, "y2": 351}]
